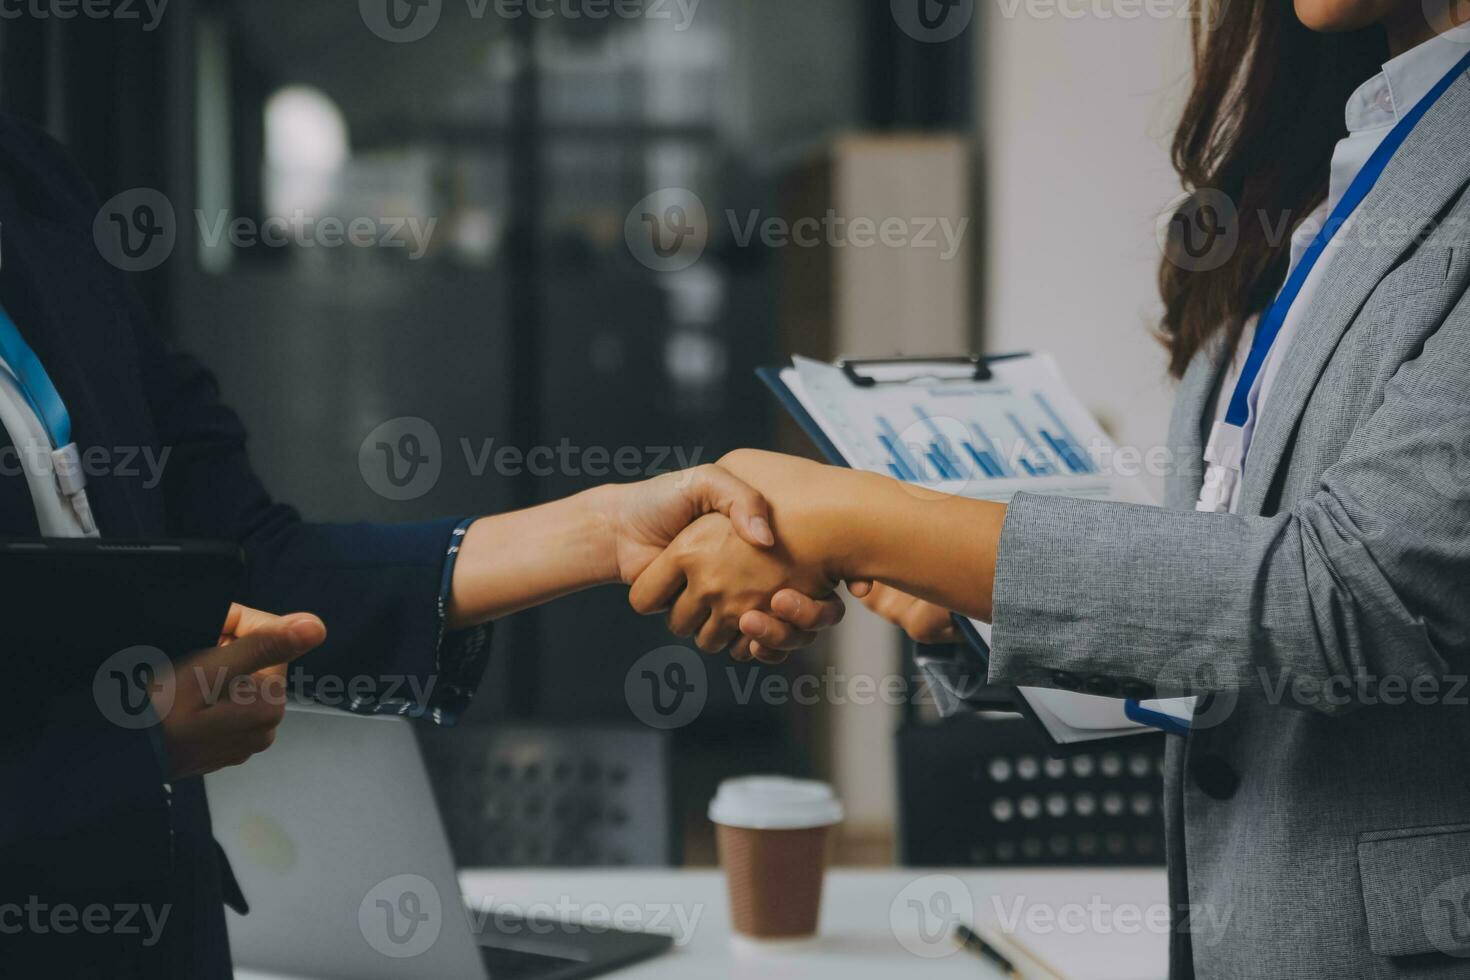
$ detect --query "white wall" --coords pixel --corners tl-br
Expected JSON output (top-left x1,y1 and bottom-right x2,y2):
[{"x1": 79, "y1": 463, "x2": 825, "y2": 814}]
[{"x1": 979, "y1": 3, "x2": 1195, "y2": 496}]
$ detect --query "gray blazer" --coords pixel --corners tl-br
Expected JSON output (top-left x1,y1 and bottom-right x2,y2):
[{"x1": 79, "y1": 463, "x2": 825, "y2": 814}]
[{"x1": 988, "y1": 71, "x2": 1470, "y2": 978}]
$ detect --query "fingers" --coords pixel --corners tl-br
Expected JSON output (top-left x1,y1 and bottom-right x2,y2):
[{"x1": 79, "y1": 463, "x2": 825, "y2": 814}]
[
  {"x1": 860, "y1": 585, "x2": 959, "y2": 645},
  {"x1": 729, "y1": 635, "x2": 755, "y2": 662},
  {"x1": 885, "y1": 593, "x2": 957, "y2": 644},
  {"x1": 846, "y1": 580, "x2": 874, "y2": 599},
  {"x1": 684, "y1": 465, "x2": 774, "y2": 548},
  {"x1": 737, "y1": 611, "x2": 816, "y2": 652},
  {"x1": 749, "y1": 642, "x2": 789, "y2": 665},
  {"x1": 253, "y1": 662, "x2": 292, "y2": 706},
  {"x1": 160, "y1": 607, "x2": 312, "y2": 781},
  {"x1": 695, "y1": 615, "x2": 740, "y2": 654},
  {"x1": 728, "y1": 636, "x2": 787, "y2": 665},
  {"x1": 770, "y1": 590, "x2": 845, "y2": 630},
  {"x1": 219, "y1": 602, "x2": 245, "y2": 639},
  {"x1": 185, "y1": 665, "x2": 290, "y2": 725},
  {"x1": 629, "y1": 548, "x2": 687, "y2": 615},
  {"x1": 734, "y1": 590, "x2": 844, "y2": 653},
  {"x1": 225, "y1": 603, "x2": 293, "y2": 640},
  {"x1": 908, "y1": 609, "x2": 960, "y2": 645},
  {"x1": 666, "y1": 588, "x2": 710, "y2": 639},
  {"x1": 191, "y1": 609, "x2": 326, "y2": 680}
]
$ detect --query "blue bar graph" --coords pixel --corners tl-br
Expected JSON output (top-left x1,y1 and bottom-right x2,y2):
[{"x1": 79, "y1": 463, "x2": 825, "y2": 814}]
[
  {"x1": 963, "y1": 443, "x2": 1001, "y2": 478},
  {"x1": 968, "y1": 422, "x2": 1012, "y2": 477},
  {"x1": 878, "y1": 434, "x2": 917, "y2": 481},
  {"x1": 1040, "y1": 429, "x2": 1088, "y2": 474},
  {"x1": 930, "y1": 441, "x2": 964, "y2": 480},
  {"x1": 877, "y1": 416, "x2": 924, "y2": 480},
  {"x1": 916, "y1": 406, "x2": 970, "y2": 480},
  {"x1": 1035, "y1": 393, "x2": 1094, "y2": 473},
  {"x1": 1007, "y1": 412, "x2": 1056, "y2": 476},
  {"x1": 858, "y1": 383, "x2": 1096, "y2": 488}
]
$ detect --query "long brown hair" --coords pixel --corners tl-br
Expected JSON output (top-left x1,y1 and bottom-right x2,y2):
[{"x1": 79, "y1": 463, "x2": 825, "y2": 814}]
[{"x1": 1159, "y1": 0, "x2": 1388, "y2": 377}]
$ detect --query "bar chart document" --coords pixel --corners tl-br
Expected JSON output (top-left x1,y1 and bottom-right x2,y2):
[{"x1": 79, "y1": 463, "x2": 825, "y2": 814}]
[
  {"x1": 773, "y1": 354, "x2": 1194, "y2": 744},
  {"x1": 786, "y1": 354, "x2": 1153, "y2": 504}
]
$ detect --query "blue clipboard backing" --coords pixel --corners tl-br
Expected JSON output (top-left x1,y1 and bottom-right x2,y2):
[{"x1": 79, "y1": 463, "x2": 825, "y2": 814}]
[{"x1": 755, "y1": 365, "x2": 853, "y2": 474}]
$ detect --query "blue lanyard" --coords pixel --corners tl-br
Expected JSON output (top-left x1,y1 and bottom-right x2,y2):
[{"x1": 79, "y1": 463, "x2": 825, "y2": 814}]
[
  {"x1": 1224, "y1": 47, "x2": 1470, "y2": 429},
  {"x1": 0, "y1": 301, "x2": 72, "y2": 449}
]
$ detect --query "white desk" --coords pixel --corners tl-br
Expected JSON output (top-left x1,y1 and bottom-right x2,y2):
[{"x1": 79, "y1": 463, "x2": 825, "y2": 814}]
[{"x1": 238, "y1": 867, "x2": 1168, "y2": 980}]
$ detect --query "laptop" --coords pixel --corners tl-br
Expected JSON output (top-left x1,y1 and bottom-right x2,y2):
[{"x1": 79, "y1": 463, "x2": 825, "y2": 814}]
[{"x1": 206, "y1": 704, "x2": 673, "y2": 979}]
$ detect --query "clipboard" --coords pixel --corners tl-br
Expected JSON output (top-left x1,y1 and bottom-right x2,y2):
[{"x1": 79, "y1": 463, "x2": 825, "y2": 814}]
[
  {"x1": 757, "y1": 353, "x2": 1018, "y2": 655},
  {"x1": 758, "y1": 354, "x2": 1194, "y2": 749}
]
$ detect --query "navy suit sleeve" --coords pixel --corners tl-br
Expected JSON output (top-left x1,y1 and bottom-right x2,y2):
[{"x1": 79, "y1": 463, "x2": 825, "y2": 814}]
[{"x1": 131, "y1": 318, "x2": 493, "y2": 726}]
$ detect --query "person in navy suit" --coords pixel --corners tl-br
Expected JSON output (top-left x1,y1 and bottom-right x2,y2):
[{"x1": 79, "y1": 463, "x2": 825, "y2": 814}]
[{"x1": 0, "y1": 114, "x2": 845, "y2": 977}]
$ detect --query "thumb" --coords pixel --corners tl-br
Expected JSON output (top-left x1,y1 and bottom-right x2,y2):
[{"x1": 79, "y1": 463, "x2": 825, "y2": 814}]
[
  {"x1": 687, "y1": 465, "x2": 775, "y2": 548},
  {"x1": 847, "y1": 580, "x2": 874, "y2": 599},
  {"x1": 198, "y1": 613, "x2": 326, "y2": 680}
]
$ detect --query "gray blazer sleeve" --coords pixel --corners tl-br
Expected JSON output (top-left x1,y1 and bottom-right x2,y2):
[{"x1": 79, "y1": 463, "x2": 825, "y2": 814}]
[{"x1": 988, "y1": 287, "x2": 1470, "y2": 715}]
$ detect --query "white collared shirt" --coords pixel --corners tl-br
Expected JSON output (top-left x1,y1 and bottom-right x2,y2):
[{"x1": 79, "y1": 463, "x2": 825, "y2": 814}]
[
  {"x1": 1201, "y1": 25, "x2": 1470, "y2": 513},
  {"x1": 0, "y1": 354, "x2": 91, "y2": 536}
]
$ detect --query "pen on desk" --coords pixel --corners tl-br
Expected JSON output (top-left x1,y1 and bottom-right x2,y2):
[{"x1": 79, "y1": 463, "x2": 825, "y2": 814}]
[{"x1": 953, "y1": 922, "x2": 1022, "y2": 978}]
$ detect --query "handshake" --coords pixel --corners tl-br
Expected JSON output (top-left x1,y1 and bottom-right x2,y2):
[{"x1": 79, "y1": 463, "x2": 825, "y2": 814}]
[
  {"x1": 616, "y1": 449, "x2": 961, "y2": 663},
  {"x1": 150, "y1": 448, "x2": 988, "y2": 783}
]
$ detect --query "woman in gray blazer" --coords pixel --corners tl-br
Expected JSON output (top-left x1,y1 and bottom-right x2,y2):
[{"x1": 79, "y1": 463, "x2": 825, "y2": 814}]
[{"x1": 630, "y1": 3, "x2": 1470, "y2": 978}]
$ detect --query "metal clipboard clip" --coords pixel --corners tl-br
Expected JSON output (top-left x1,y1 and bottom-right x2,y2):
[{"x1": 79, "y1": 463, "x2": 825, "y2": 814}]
[{"x1": 838, "y1": 355, "x2": 993, "y2": 388}]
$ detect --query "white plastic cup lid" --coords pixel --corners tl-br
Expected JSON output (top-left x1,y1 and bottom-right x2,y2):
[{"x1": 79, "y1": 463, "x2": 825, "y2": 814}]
[{"x1": 708, "y1": 776, "x2": 844, "y2": 830}]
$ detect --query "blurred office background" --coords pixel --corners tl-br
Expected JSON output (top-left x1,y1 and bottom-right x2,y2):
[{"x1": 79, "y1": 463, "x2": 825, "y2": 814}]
[{"x1": 0, "y1": 1, "x2": 1187, "y2": 868}]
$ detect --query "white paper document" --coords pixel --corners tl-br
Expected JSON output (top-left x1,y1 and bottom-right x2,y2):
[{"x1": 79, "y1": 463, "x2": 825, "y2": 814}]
[{"x1": 779, "y1": 354, "x2": 1194, "y2": 743}]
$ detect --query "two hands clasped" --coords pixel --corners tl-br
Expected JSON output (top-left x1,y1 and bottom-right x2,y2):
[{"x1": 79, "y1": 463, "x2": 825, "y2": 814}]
[
  {"x1": 625, "y1": 450, "x2": 959, "y2": 663},
  {"x1": 162, "y1": 449, "x2": 978, "y2": 781}
]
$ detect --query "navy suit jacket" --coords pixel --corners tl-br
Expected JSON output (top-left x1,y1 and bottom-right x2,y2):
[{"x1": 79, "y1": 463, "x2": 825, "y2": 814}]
[{"x1": 0, "y1": 115, "x2": 490, "y2": 976}]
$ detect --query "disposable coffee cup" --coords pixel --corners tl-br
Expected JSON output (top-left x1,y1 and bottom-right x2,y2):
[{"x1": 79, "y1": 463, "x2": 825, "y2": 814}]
[{"x1": 709, "y1": 776, "x2": 843, "y2": 940}]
